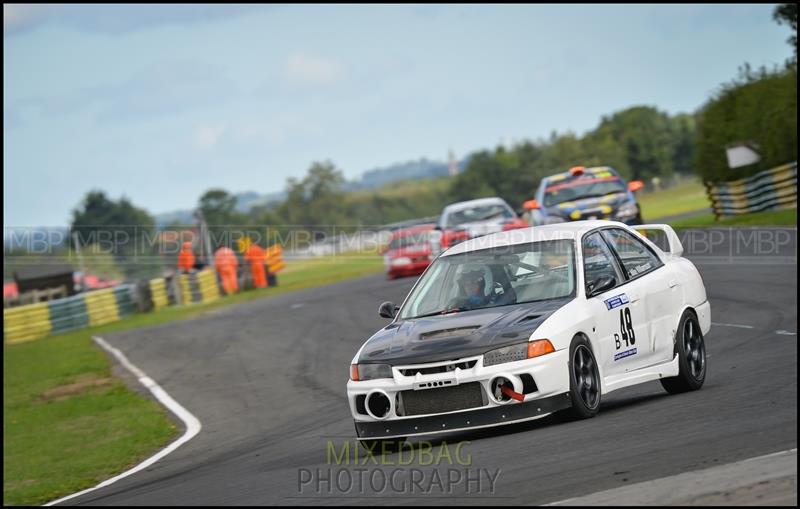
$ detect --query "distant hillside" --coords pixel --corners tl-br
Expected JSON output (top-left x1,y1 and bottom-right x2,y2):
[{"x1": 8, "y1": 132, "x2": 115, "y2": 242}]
[
  {"x1": 232, "y1": 190, "x2": 285, "y2": 213},
  {"x1": 153, "y1": 156, "x2": 468, "y2": 227},
  {"x1": 155, "y1": 190, "x2": 285, "y2": 227},
  {"x1": 347, "y1": 158, "x2": 453, "y2": 190}
]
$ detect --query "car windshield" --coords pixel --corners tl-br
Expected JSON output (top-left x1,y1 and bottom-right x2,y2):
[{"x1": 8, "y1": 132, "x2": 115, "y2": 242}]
[
  {"x1": 399, "y1": 239, "x2": 575, "y2": 319},
  {"x1": 444, "y1": 204, "x2": 514, "y2": 226},
  {"x1": 388, "y1": 231, "x2": 431, "y2": 250},
  {"x1": 544, "y1": 179, "x2": 627, "y2": 207}
]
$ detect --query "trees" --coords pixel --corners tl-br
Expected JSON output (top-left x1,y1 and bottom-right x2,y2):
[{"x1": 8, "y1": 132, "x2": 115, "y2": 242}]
[
  {"x1": 71, "y1": 191, "x2": 155, "y2": 249},
  {"x1": 693, "y1": 5, "x2": 798, "y2": 183},
  {"x1": 70, "y1": 190, "x2": 157, "y2": 279},
  {"x1": 447, "y1": 107, "x2": 696, "y2": 210},
  {"x1": 198, "y1": 189, "x2": 238, "y2": 226},
  {"x1": 774, "y1": 3, "x2": 797, "y2": 62},
  {"x1": 694, "y1": 66, "x2": 797, "y2": 182},
  {"x1": 449, "y1": 149, "x2": 519, "y2": 204},
  {"x1": 197, "y1": 188, "x2": 251, "y2": 250},
  {"x1": 589, "y1": 107, "x2": 677, "y2": 181},
  {"x1": 277, "y1": 160, "x2": 349, "y2": 233}
]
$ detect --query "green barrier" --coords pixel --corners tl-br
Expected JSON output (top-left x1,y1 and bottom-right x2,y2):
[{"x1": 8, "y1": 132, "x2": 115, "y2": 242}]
[
  {"x1": 48, "y1": 298, "x2": 89, "y2": 334},
  {"x1": 3, "y1": 285, "x2": 137, "y2": 345}
]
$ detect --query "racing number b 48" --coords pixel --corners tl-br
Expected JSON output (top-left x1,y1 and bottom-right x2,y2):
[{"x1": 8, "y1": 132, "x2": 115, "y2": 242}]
[{"x1": 347, "y1": 220, "x2": 710, "y2": 443}]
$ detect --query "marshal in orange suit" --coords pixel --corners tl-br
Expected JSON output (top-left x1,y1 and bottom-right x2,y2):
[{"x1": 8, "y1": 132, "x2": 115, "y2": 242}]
[
  {"x1": 178, "y1": 241, "x2": 195, "y2": 273},
  {"x1": 244, "y1": 244, "x2": 267, "y2": 289},
  {"x1": 214, "y1": 246, "x2": 239, "y2": 294}
]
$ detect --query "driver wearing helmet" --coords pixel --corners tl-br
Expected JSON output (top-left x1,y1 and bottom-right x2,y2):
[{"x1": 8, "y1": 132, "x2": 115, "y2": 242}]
[{"x1": 454, "y1": 268, "x2": 490, "y2": 309}]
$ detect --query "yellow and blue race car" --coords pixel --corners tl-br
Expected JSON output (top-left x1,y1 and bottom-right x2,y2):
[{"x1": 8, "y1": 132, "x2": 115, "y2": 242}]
[{"x1": 524, "y1": 166, "x2": 645, "y2": 225}]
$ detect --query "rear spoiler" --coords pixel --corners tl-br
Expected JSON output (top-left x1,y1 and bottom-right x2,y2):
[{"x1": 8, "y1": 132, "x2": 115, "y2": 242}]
[{"x1": 632, "y1": 224, "x2": 684, "y2": 257}]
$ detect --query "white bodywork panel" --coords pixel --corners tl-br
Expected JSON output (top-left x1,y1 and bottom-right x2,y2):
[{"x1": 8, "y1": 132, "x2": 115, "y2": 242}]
[{"x1": 348, "y1": 220, "x2": 710, "y2": 425}]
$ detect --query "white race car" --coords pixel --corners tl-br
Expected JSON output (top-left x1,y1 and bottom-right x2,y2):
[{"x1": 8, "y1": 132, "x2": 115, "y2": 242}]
[{"x1": 347, "y1": 220, "x2": 710, "y2": 445}]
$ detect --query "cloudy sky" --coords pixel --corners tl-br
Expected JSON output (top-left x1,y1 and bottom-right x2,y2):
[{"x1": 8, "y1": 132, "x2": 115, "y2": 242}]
[{"x1": 4, "y1": 4, "x2": 792, "y2": 227}]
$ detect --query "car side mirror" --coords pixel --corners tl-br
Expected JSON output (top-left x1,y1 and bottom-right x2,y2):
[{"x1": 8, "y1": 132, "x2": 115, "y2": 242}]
[
  {"x1": 523, "y1": 199, "x2": 541, "y2": 210},
  {"x1": 628, "y1": 180, "x2": 644, "y2": 193},
  {"x1": 588, "y1": 276, "x2": 616, "y2": 297},
  {"x1": 379, "y1": 301, "x2": 398, "y2": 319}
]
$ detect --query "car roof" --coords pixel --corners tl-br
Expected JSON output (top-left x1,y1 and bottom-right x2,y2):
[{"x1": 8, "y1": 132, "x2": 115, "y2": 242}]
[
  {"x1": 441, "y1": 220, "x2": 632, "y2": 257},
  {"x1": 442, "y1": 197, "x2": 511, "y2": 213},
  {"x1": 543, "y1": 166, "x2": 621, "y2": 185}
]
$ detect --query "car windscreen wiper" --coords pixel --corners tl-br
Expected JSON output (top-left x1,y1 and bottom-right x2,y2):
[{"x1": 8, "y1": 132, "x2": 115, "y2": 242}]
[{"x1": 410, "y1": 306, "x2": 470, "y2": 319}]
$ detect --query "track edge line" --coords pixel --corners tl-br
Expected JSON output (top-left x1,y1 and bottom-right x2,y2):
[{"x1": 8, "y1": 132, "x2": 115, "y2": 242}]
[{"x1": 43, "y1": 335, "x2": 202, "y2": 506}]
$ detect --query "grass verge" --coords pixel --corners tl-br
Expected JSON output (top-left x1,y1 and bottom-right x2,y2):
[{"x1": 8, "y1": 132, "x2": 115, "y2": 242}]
[
  {"x1": 668, "y1": 208, "x2": 797, "y2": 228},
  {"x1": 3, "y1": 253, "x2": 384, "y2": 506},
  {"x1": 638, "y1": 179, "x2": 710, "y2": 220},
  {"x1": 3, "y1": 335, "x2": 177, "y2": 506}
]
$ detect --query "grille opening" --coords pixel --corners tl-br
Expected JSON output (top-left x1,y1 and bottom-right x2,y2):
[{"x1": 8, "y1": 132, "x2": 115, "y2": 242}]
[
  {"x1": 366, "y1": 392, "x2": 391, "y2": 419},
  {"x1": 355, "y1": 395, "x2": 367, "y2": 415},
  {"x1": 520, "y1": 374, "x2": 538, "y2": 394},
  {"x1": 397, "y1": 382, "x2": 485, "y2": 416},
  {"x1": 400, "y1": 360, "x2": 477, "y2": 377}
]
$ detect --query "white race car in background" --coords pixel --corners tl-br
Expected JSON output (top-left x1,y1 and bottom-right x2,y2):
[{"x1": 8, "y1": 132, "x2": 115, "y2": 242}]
[
  {"x1": 347, "y1": 220, "x2": 710, "y2": 446},
  {"x1": 436, "y1": 197, "x2": 528, "y2": 238}
]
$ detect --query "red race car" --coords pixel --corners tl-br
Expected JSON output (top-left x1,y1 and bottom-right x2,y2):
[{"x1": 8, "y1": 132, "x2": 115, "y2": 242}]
[{"x1": 383, "y1": 224, "x2": 438, "y2": 280}]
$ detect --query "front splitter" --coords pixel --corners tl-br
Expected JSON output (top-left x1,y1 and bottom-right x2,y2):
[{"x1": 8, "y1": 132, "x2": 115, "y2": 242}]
[{"x1": 355, "y1": 392, "x2": 572, "y2": 439}]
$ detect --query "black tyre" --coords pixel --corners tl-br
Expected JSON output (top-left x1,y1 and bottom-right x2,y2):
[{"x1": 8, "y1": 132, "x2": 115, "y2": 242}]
[
  {"x1": 661, "y1": 310, "x2": 706, "y2": 394},
  {"x1": 563, "y1": 335, "x2": 601, "y2": 419}
]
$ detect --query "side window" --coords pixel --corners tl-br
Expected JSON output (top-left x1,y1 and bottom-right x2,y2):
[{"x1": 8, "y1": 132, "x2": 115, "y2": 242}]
[
  {"x1": 602, "y1": 228, "x2": 663, "y2": 279},
  {"x1": 582, "y1": 232, "x2": 623, "y2": 293}
]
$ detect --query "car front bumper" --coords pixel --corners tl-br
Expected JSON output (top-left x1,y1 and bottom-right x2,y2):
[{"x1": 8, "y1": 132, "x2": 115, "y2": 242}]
[
  {"x1": 354, "y1": 392, "x2": 572, "y2": 439},
  {"x1": 387, "y1": 261, "x2": 430, "y2": 278},
  {"x1": 347, "y1": 349, "x2": 571, "y2": 440}
]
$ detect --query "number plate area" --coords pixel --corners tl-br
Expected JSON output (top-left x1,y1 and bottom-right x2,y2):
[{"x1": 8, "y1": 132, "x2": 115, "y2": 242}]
[{"x1": 412, "y1": 378, "x2": 458, "y2": 391}]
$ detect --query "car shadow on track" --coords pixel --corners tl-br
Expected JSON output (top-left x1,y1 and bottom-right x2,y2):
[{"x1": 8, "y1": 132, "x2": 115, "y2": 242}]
[
  {"x1": 391, "y1": 391, "x2": 671, "y2": 452},
  {"x1": 598, "y1": 391, "x2": 670, "y2": 415}
]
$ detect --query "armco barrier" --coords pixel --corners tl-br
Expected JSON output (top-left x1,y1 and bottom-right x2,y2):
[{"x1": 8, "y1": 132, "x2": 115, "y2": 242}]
[
  {"x1": 178, "y1": 269, "x2": 221, "y2": 305},
  {"x1": 5, "y1": 250, "x2": 289, "y2": 344},
  {"x1": 3, "y1": 285, "x2": 137, "y2": 345},
  {"x1": 3, "y1": 302, "x2": 52, "y2": 344},
  {"x1": 149, "y1": 278, "x2": 169, "y2": 311},
  {"x1": 706, "y1": 162, "x2": 797, "y2": 218}
]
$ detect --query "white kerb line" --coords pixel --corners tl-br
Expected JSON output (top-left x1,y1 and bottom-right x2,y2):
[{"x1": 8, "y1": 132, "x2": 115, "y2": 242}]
[{"x1": 44, "y1": 336, "x2": 202, "y2": 506}]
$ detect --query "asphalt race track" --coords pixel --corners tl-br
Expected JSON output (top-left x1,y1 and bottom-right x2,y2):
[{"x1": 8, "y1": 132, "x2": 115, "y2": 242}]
[{"x1": 63, "y1": 228, "x2": 797, "y2": 505}]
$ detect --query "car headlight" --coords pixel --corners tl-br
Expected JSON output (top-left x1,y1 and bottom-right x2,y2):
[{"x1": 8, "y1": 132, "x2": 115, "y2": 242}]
[
  {"x1": 350, "y1": 363, "x2": 393, "y2": 381},
  {"x1": 483, "y1": 340, "x2": 555, "y2": 367},
  {"x1": 390, "y1": 257, "x2": 411, "y2": 266},
  {"x1": 615, "y1": 202, "x2": 639, "y2": 218}
]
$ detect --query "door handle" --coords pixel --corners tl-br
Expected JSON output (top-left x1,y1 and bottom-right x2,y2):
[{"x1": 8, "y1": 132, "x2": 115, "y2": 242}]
[
  {"x1": 668, "y1": 279, "x2": 679, "y2": 288},
  {"x1": 628, "y1": 293, "x2": 641, "y2": 303}
]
